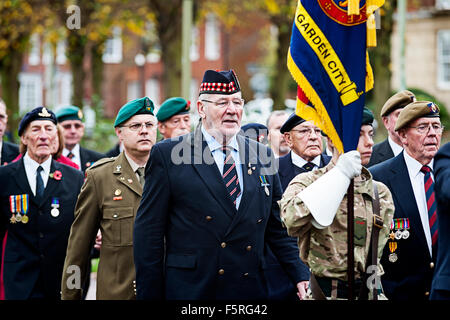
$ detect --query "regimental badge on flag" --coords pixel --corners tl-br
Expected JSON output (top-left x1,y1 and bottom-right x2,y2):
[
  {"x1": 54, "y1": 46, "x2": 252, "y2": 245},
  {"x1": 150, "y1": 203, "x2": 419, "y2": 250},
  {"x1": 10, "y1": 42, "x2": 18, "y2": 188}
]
[{"x1": 287, "y1": 0, "x2": 384, "y2": 153}]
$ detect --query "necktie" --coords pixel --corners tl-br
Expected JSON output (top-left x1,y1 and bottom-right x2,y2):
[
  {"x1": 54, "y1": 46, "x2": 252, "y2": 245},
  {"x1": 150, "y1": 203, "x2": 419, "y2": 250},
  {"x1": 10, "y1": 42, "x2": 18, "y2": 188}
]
[
  {"x1": 302, "y1": 162, "x2": 315, "y2": 172},
  {"x1": 420, "y1": 165, "x2": 438, "y2": 248},
  {"x1": 222, "y1": 146, "x2": 241, "y2": 207},
  {"x1": 36, "y1": 166, "x2": 44, "y2": 199},
  {"x1": 136, "y1": 167, "x2": 145, "y2": 187},
  {"x1": 67, "y1": 151, "x2": 75, "y2": 160}
]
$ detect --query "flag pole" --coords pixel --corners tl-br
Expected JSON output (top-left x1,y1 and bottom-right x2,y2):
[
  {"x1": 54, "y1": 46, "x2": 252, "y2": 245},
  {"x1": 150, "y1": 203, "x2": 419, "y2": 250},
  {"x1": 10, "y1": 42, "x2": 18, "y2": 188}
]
[{"x1": 347, "y1": 179, "x2": 355, "y2": 300}]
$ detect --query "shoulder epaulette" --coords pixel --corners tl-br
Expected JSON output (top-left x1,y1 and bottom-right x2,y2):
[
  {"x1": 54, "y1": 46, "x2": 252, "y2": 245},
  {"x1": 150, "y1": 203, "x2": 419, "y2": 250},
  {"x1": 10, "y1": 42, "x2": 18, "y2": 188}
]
[{"x1": 86, "y1": 157, "x2": 116, "y2": 171}]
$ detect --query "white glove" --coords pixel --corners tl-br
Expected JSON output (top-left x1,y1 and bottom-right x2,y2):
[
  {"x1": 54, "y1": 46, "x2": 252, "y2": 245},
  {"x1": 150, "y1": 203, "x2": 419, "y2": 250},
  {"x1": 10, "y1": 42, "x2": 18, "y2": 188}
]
[
  {"x1": 335, "y1": 150, "x2": 362, "y2": 179},
  {"x1": 298, "y1": 150, "x2": 361, "y2": 228}
]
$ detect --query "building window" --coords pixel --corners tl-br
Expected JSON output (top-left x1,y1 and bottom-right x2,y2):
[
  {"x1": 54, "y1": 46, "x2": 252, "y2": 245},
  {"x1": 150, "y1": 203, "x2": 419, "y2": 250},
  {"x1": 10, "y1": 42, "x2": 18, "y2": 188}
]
[
  {"x1": 190, "y1": 26, "x2": 200, "y2": 61},
  {"x1": 145, "y1": 78, "x2": 160, "y2": 106},
  {"x1": 28, "y1": 34, "x2": 41, "y2": 66},
  {"x1": 204, "y1": 14, "x2": 220, "y2": 61},
  {"x1": 127, "y1": 81, "x2": 140, "y2": 101},
  {"x1": 437, "y1": 30, "x2": 450, "y2": 89},
  {"x1": 436, "y1": 0, "x2": 450, "y2": 10},
  {"x1": 56, "y1": 40, "x2": 67, "y2": 65},
  {"x1": 19, "y1": 73, "x2": 43, "y2": 112},
  {"x1": 103, "y1": 27, "x2": 123, "y2": 64}
]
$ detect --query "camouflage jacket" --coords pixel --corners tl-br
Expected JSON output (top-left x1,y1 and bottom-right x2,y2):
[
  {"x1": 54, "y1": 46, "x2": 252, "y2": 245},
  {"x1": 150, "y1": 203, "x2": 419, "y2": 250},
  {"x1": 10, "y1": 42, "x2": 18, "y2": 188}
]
[{"x1": 279, "y1": 162, "x2": 394, "y2": 280}]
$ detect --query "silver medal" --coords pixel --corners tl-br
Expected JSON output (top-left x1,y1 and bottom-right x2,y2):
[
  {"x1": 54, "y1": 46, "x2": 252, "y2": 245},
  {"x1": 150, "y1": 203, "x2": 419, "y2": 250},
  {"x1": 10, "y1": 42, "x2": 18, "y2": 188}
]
[
  {"x1": 395, "y1": 230, "x2": 403, "y2": 240},
  {"x1": 264, "y1": 186, "x2": 269, "y2": 196},
  {"x1": 51, "y1": 208, "x2": 60, "y2": 217},
  {"x1": 402, "y1": 230, "x2": 410, "y2": 239},
  {"x1": 15, "y1": 213, "x2": 22, "y2": 222},
  {"x1": 389, "y1": 253, "x2": 398, "y2": 263}
]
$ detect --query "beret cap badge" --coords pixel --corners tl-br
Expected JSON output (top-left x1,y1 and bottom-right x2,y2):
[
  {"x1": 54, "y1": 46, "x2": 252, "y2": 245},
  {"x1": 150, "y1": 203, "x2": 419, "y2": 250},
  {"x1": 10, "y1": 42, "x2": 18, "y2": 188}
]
[{"x1": 38, "y1": 107, "x2": 51, "y2": 117}]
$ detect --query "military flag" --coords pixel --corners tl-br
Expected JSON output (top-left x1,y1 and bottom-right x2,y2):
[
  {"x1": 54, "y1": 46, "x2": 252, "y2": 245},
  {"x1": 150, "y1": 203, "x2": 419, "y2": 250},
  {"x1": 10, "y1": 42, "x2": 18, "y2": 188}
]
[{"x1": 287, "y1": 0, "x2": 383, "y2": 153}]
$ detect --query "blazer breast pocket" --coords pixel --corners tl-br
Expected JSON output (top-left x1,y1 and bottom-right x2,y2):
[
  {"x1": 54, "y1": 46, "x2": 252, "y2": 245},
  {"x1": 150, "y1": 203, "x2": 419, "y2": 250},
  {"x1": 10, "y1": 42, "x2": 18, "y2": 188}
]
[{"x1": 102, "y1": 207, "x2": 134, "y2": 246}]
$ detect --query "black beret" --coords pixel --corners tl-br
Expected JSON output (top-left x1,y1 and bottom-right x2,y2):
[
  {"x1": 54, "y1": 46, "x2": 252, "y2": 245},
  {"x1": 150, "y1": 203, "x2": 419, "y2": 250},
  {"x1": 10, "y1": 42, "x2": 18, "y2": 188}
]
[
  {"x1": 18, "y1": 106, "x2": 57, "y2": 136},
  {"x1": 361, "y1": 107, "x2": 374, "y2": 126},
  {"x1": 280, "y1": 113, "x2": 306, "y2": 134},
  {"x1": 241, "y1": 123, "x2": 268, "y2": 143},
  {"x1": 199, "y1": 69, "x2": 241, "y2": 95}
]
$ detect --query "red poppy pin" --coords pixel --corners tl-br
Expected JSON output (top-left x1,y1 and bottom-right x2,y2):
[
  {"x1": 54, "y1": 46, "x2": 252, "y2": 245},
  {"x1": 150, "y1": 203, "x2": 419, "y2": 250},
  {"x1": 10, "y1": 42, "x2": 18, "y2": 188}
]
[{"x1": 49, "y1": 170, "x2": 62, "y2": 181}]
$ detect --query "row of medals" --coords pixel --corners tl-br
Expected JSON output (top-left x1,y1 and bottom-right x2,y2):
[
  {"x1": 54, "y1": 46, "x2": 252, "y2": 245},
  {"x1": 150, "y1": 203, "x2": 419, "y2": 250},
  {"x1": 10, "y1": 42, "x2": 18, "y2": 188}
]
[
  {"x1": 10, "y1": 205, "x2": 60, "y2": 224},
  {"x1": 388, "y1": 227, "x2": 410, "y2": 263}
]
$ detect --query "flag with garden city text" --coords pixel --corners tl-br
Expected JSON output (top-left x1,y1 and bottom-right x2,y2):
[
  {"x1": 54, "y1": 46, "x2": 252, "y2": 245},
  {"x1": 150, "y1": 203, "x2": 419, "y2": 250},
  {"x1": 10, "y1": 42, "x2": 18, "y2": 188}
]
[{"x1": 287, "y1": 0, "x2": 383, "y2": 153}]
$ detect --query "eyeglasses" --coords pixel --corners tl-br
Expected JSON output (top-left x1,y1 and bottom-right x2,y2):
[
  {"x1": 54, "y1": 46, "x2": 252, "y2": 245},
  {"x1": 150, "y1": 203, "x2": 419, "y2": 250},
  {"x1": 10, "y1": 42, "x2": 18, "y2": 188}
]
[
  {"x1": 408, "y1": 123, "x2": 444, "y2": 134},
  {"x1": 290, "y1": 128, "x2": 322, "y2": 137},
  {"x1": 62, "y1": 123, "x2": 83, "y2": 130},
  {"x1": 200, "y1": 99, "x2": 244, "y2": 108},
  {"x1": 121, "y1": 122, "x2": 155, "y2": 131}
]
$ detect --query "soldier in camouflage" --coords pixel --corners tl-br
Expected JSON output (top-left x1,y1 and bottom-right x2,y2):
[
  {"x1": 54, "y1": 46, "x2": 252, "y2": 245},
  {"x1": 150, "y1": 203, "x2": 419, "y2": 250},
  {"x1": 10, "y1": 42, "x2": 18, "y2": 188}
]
[{"x1": 279, "y1": 108, "x2": 395, "y2": 300}]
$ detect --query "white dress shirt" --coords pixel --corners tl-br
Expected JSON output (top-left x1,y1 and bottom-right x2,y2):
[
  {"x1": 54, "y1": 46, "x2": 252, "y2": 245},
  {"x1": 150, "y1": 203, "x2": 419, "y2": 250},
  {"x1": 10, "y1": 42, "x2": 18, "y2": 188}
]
[
  {"x1": 291, "y1": 151, "x2": 321, "y2": 171},
  {"x1": 388, "y1": 136, "x2": 403, "y2": 157},
  {"x1": 403, "y1": 151, "x2": 434, "y2": 256},
  {"x1": 63, "y1": 144, "x2": 81, "y2": 170},
  {"x1": 23, "y1": 152, "x2": 52, "y2": 196},
  {"x1": 202, "y1": 126, "x2": 244, "y2": 209}
]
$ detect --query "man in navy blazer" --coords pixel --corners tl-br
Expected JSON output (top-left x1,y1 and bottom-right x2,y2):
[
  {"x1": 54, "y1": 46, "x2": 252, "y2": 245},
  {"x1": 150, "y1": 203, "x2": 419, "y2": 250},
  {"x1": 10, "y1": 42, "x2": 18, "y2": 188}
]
[
  {"x1": 370, "y1": 101, "x2": 443, "y2": 300},
  {"x1": 0, "y1": 98, "x2": 19, "y2": 166},
  {"x1": 134, "y1": 70, "x2": 305, "y2": 300},
  {"x1": 430, "y1": 142, "x2": 450, "y2": 300},
  {"x1": 0, "y1": 107, "x2": 84, "y2": 299}
]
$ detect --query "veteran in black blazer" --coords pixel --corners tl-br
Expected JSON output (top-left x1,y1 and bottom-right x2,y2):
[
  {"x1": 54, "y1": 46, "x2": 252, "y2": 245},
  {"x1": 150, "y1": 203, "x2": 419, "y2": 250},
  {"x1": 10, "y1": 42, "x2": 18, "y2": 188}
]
[
  {"x1": 370, "y1": 101, "x2": 443, "y2": 300},
  {"x1": 430, "y1": 142, "x2": 450, "y2": 300},
  {"x1": 1, "y1": 141, "x2": 19, "y2": 166},
  {"x1": 134, "y1": 70, "x2": 305, "y2": 300},
  {"x1": 0, "y1": 107, "x2": 84, "y2": 300}
]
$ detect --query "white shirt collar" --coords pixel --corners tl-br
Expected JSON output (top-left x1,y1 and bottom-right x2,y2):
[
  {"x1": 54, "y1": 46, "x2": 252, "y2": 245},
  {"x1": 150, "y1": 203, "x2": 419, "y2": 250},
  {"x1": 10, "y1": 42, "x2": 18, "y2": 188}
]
[
  {"x1": 291, "y1": 151, "x2": 321, "y2": 169},
  {"x1": 63, "y1": 143, "x2": 80, "y2": 157},
  {"x1": 403, "y1": 150, "x2": 434, "y2": 179},
  {"x1": 23, "y1": 152, "x2": 52, "y2": 174},
  {"x1": 201, "y1": 125, "x2": 239, "y2": 152},
  {"x1": 388, "y1": 136, "x2": 403, "y2": 156}
]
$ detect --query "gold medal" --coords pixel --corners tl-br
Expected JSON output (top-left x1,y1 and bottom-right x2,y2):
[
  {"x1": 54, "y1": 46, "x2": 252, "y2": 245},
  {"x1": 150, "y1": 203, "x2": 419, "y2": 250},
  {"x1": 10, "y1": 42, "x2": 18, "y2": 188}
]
[
  {"x1": 21, "y1": 215, "x2": 29, "y2": 224},
  {"x1": 389, "y1": 231, "x2": 395, "y2": 240},
  {"x1": 10, "y1": 215, "x2": 17, "y2": 224}
]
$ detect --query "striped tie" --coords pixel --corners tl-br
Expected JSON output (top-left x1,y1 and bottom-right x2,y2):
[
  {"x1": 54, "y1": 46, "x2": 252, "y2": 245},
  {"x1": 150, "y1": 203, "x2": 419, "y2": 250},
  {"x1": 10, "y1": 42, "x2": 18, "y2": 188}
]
[
  {"x1": 222, "y1": 146, "x2": 241, "y2": 207},
  {"x1": 420, "y1": 165, "x2": 438, "y2": 247}
]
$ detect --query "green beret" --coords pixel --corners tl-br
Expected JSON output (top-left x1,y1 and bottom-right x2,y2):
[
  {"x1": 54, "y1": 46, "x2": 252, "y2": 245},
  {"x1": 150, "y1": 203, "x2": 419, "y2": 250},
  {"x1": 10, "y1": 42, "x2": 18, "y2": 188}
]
[
  {"x1": 380, "y1": 90, "x2": 416, "y2": 117},
  {"x1": 56, "y1": 105, "x2": 83, "y2": 122},
  {"x1": 362, "y1": 107, "x2": 374, "y2": 126},
  {"x1": 395, "y1": 101, "x2": 440, "y2": 131},
  {"x1": 156, "y1": 97, "x2": 190, "y2": 122},
  {"x1": 114, "y1": 97, "x2": 155, "y2": 127}
]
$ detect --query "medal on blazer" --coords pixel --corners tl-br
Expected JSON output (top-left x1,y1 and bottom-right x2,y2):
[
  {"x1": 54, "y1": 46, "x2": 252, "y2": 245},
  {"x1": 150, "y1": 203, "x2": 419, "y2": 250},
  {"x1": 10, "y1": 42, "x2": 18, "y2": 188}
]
[
  {"x1": 20, "y1": 194, "x2": 29, "y2": 224},
  {"x1": 9, "y1": 195, "x2": 17, "y2": 223},
  {"x1": 9, "y1": 194, "x2": 29, "y2": 224},
  {"x1": 50, "y1": 197, "x2": 60, "y2": 217},
  {"x1": 259, "y1": 175, "x2": 270, "y2": 196},
  {"x1": 14, "y1": 195, "x2": 22, "y2": 222},
  {"x1": 388, "y1": 241, "x2": 398, "y2": 263},
  {"x1": 247, "y1": 163, "x2": 256, "y2": 175}
]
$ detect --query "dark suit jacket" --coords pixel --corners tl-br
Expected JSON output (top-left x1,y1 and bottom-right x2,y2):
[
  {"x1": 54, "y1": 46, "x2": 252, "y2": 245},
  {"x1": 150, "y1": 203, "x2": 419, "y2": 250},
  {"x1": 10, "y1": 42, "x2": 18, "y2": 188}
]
[
  {"x1": 79, "y1": 146, "x2": 105, "y2": 172},
  {"x1": 133, "y1": 125, "x2": 304, "y2": 300},
  {"x1": 370, "y1": 152, "x2": 436, "y2": 300},
  {"x1": 1, "y1": 141, "x2": 19, "y2": 166},
  {"x1": 105, "y1": 144, "x2": 121, "y2": 158},
  {"x1": 278, "y1": 152, "x2": 331, "y2": 191},
  {"x1": 431, "y1": 142, "x2": 450, "y2": 298},
  {"x1": 0, "y1": 158, "x2": 84, "y2": 299},
  {"x1": 367, "y1": 138, "x2": 395, "y2": 168}
]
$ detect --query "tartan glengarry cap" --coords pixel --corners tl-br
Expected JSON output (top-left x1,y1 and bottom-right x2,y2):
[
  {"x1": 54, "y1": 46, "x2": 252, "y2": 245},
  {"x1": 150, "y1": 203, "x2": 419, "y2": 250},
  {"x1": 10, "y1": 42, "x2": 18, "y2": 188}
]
[
  {"x1": 55, "y1": 105, "x2": 83, "y2": 122},
  {"x1": 156, "y1": 97, "x2": 190, "y2": 122},
  {"x1": 395, "y1": 101, "x2": 440, "y2": 131},
  {"x1": 199, "y1": 69, "x2": 241, "y2": 95},
  {"x1": 380, "y1": 90, "x2": 416, "y2": 117},
  {"x1": 18, "y1": 106, "x2": 57, "y2": 136},
  {"x1": 114, "y1": 97, "x2": 155, "y2": 127},
  {"x1": 280, "y1": 113, "x2": 306, "y2": 134}
]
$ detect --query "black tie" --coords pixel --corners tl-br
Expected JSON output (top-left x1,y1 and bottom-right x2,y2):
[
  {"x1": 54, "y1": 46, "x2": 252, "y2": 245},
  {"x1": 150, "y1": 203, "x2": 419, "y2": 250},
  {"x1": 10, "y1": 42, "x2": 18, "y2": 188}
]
[
  {"x1": 222, "y1": 146, "x2": 241, "y2": 207},
  {"x1": 302, "y1": 162, "x2": 315, "y2": 172},
  {"x1": 67, "y1": 151, "x2": 75, "y2": 159},
  {"x1": 36, "y1": 166, "x2": 44, "y2": 200}
]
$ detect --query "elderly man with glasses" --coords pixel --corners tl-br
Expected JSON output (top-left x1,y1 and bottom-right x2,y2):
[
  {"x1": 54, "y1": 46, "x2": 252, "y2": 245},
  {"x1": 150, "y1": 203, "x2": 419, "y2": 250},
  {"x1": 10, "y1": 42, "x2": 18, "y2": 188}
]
[
  {"x1": 370, "y1": 101, "x2": 444, "y2": 300},
  {"x1": 134, "y1": 69, "x2": 306, "y2": 300},
  {"x1": 61, "y1": 97, "x2": 157, "y2": 300}
]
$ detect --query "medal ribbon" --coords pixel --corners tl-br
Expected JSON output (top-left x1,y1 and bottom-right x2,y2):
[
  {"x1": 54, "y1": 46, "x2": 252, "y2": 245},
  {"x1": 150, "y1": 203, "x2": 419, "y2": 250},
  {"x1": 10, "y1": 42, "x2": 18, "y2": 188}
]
[
  {"x1": 9, "y1": 195, "x2": 16, "y2": 213},
  {"x1": 389, "y1": 242, "x2": 397, "y2": 253},
  {"x1": 259, "y1": 175, "x2": 268, "y2": 185},
  {"x1": 52, "y1": 197, "x2": 59, "y2": 207},
  {"x1": 21, "y1": 194, "x2": 28, "y2": 215},
  {"x1": 15, "y1": 196, "x2": 21, "y2": 214}
]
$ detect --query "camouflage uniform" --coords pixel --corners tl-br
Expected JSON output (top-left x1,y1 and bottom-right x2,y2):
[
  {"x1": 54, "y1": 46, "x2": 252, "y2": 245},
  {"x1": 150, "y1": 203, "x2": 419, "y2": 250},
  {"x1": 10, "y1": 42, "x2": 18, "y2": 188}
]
[{"x1": 279, "y1": 162, "x2": 394, "y2": 299}]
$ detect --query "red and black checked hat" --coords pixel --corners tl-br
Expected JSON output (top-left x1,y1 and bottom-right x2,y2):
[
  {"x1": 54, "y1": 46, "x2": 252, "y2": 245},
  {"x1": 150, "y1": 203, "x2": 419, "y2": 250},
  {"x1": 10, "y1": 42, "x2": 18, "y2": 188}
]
[{"x1": 199, "y1": 69, "x2": 241, "y2": 95}]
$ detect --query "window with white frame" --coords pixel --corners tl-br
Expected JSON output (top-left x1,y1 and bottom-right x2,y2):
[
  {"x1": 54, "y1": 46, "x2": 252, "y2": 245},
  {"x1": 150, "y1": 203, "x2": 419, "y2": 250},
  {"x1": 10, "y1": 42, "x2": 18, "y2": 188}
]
[
  {"x1": 190, "y1": 26, "x2": 200, "y2": 61},
  {"x1": 19, "y1": 73, "x2": 43, "y2": 112},
  {"x1": 436, "y1": 0, "x2": 450, "y2": 10},
  {"x1": 56, "y1": 40, "x2": 67, "y2": 65},
  {"x1": 204, "y1": 14, "x2": 221, "y2": 61},
  {"x1": 437, "y1": 30, "x2": 450, "y2": 89},
  {"x1": 55, "y1": 72, "x2": 72, "y2": 108},
  {"x1": 102, "y1": 27, "x2": 123, "y2": 63},
  {"x1": 28, "y1": 34, "x2": 41, "y2": 66},
  {"x1": 145, "y1": 78, "x2": 160, "y2": 106},
  {"x1": 127, "y1": 81, "x2": 140, "y2": 101}
]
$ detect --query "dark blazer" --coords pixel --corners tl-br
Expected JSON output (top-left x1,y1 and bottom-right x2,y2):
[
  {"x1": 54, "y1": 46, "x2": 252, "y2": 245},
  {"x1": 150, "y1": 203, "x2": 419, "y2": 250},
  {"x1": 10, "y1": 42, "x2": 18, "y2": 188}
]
[
  {"x1": 370, "y1": 152, "x2": 436, "y2": 300},
  {"x1": 431, "y1": 142, "x2": 450, "y2": 299},
  {"x1": 133, "y1": 124, "x2": 304, "y2": 300},
  {"x1": 105, "y1": 143, "x2": 121, "y2": 158},
  {"x1": 79, "y1": 146, "x2": 105, "y2": 172},
  {"x1": 278, "y1": 152, "x2": 331, "y2": 191},
  {"x1": 0, "y1": 158, "x2": 84, "y2": 299},
  {"x1": 367, "y1": 138, "x2": 395, "y2": 168},
  {"x1": 1, "y1": 141, "x2": 19, "y2": 166}
]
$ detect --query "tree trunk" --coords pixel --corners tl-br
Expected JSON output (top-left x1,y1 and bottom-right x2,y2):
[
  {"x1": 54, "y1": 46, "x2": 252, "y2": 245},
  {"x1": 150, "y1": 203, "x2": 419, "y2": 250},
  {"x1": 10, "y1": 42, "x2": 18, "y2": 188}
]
[
  {"x1": 270, "y1": 21, "x2": 292, "y2": 110},
  {"x1": 67, "y1": 32, "x2": 86, "y2": 108},
  {"x1": 0, "y1": 51, "x2": 24, "y2": 142},
  {"x1": 91, "y1": 41, "x2": 105, "y2": 108}
]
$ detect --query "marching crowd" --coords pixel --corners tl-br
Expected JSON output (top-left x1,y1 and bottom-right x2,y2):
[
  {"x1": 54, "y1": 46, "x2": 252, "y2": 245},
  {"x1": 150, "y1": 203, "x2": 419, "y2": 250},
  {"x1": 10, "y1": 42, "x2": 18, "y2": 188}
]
[{"x1": 0, "y1": 69, "x2": 449, "y2": 301}]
